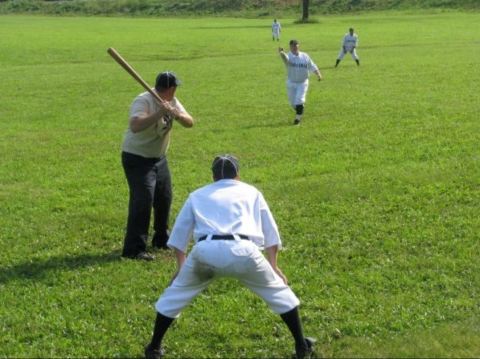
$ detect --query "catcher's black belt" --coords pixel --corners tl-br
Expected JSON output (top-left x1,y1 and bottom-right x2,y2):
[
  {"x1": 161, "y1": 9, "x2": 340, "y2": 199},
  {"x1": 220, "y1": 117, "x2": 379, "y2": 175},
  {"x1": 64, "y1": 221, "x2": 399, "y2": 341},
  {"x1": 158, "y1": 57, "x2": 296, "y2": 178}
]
[{"x1": 198, "y1": 234, "x2": 249, "y2": 242}]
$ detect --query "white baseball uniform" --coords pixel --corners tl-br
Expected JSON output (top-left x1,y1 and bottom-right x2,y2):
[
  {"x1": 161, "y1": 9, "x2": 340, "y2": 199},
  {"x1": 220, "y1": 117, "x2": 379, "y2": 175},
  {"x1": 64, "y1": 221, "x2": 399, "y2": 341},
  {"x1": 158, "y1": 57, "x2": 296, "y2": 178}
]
[
  {"x1": 272, "y1": 21, "x2": 281, "y2": 40},
  {"x1": 155, "y1": 179, "x2": 300, "y2": 318},
  {"x1": 284, "y1": 51, "x2": 319, "y2": 107},
  {"x1": 338, "y1": 32, "x2": 359, "y2": 60}
]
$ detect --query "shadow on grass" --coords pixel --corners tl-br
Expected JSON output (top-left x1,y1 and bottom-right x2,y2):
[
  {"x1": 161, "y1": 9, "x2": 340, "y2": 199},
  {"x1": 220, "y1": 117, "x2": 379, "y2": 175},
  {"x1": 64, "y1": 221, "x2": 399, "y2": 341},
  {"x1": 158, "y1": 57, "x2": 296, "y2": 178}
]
[{"x1": 0, "y1": 251, "x2": 122, "y2": 285}]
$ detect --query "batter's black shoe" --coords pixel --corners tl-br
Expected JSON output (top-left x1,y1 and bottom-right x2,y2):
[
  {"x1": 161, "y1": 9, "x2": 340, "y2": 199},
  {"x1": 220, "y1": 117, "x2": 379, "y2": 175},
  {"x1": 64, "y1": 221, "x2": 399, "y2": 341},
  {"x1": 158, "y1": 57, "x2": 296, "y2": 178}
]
[
  {"x1": 293, "y1": 119, "x2": 301, "y2": 125},
  {"x1": 152, "y1": 241, "x2": 170, "y2": 250},
  {"x1": 152, "y1": 231, "x2": 170, "y2": 250},
  {"x1": 135, "y1": 251, "x2": 155, "y2": 261},
  {"x1": 121, "y1": 251, "x2": 155, "y2": 261},
  {"x1": 144, "y1": 344, "x2": 165, "y2": 359},
  {"x1": 295, "y1": 337, "x2": 316, "y2": 359}
]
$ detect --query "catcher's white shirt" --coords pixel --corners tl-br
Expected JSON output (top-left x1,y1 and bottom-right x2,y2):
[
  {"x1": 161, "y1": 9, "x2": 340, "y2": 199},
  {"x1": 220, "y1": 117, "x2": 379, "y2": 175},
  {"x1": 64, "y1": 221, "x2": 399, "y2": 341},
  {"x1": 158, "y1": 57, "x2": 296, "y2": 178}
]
[
  {"x1": 342, "y1": 33, "x2": 358, "y2": 50},
  {"x1": 285, "y1": 51, "x2": 319, "y2": 83},
  {"x1": 167, "y1": 179, "x2": 282, "y2": 252}
]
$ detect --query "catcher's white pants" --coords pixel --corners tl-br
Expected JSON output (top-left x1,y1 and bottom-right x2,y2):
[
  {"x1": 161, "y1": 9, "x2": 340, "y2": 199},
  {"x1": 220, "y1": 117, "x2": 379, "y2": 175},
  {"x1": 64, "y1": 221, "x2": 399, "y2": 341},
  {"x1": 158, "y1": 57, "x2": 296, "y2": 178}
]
[
  {"x1": 287, "y1": 79, "x2": 309, "y2": 107},
  {"x1": 155, "y1": 240, "x2": 300, "y2": 318},
  {"x1": 338, "y1": 47, "x2": 359, "y2": 60}
]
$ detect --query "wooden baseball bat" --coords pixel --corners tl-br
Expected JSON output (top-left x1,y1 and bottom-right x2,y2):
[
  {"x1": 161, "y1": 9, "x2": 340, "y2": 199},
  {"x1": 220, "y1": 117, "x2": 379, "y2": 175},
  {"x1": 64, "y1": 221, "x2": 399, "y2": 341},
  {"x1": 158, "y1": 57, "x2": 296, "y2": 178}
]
[{"x1": 107, "y1": 47, "x2": 166, "y2": 105}]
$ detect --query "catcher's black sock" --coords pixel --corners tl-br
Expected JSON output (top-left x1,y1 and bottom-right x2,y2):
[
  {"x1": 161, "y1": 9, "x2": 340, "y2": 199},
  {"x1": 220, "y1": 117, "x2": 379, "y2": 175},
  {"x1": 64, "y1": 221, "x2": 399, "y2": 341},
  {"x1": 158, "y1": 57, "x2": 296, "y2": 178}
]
[
  {"x1": 149, "y1": 312, "x2": 175, "y2": 349},
  {"x1": 280, "y1": 307, "x2": 306, "y2": 348},
  {"x1": 335, "y1": 59, "x2": 340, "y2": 67}
]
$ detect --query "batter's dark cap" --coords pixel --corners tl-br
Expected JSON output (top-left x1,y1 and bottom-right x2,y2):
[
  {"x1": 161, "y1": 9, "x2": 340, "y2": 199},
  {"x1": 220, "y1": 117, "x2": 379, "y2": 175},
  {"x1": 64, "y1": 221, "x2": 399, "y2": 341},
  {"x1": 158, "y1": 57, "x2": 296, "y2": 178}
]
[
  {"x1": 289, "y1": 39, "x2": 299, "y2": 45},
  {"x1": 155, "y1": 71, "x2": 181, "y2": 90},
  {"x1": 211, "y1": 154, "x2": 239, "y2": 180}
]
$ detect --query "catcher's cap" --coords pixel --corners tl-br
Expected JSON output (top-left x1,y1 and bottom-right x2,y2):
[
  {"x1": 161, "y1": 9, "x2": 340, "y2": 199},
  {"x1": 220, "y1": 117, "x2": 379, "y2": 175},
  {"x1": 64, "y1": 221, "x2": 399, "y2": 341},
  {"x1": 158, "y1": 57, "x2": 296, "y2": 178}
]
[
  {"x1": 212, "y1": 154, "x2": 239, "y2": 180},
  {"x1": 289, "y1": 39, "x2": 299, "y2": 45},
  {"x1": 155, "y1": 71, "x2": 181, "y2": 90}
]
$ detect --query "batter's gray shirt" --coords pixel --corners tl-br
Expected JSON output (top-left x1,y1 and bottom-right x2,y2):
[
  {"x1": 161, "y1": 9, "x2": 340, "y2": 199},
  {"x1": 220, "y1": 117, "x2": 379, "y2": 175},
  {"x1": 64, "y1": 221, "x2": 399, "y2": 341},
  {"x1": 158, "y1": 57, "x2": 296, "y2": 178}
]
[{"x1": 122, "y1": 91, "x2": 186, "y2": 158}]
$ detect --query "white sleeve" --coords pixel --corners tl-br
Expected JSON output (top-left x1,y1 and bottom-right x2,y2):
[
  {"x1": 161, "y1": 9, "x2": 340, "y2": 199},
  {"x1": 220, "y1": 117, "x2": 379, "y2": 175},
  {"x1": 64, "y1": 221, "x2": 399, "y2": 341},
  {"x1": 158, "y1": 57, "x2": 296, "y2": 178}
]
[
  {"x1": 167, "y1": 196, "x2": 195, "y2": 253},
  {"x1": 259, "y1": 193, "x2": 282, "y2": 249},
  {"x1": 307, "y1": 55, "x2": 319, "y2": 73}
]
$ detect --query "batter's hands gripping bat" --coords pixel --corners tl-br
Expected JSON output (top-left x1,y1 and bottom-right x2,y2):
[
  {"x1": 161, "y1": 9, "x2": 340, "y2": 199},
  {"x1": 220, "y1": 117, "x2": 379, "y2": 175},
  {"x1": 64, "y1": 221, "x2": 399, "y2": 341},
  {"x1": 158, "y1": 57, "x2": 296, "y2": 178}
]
[{"x1": 107, "y1": 47, "x2": 166, "y2": 106}]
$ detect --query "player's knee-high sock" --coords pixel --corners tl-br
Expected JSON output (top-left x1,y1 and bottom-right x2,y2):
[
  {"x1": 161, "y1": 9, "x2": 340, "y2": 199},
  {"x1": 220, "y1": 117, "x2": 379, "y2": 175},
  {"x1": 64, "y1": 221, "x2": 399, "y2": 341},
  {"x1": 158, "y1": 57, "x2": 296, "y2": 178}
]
[
  {"x1": 149, "y1": 312, "x2": 175, "y2": 349},
  {"x1": 295, "y1": 104, "x2": 304, "y2": 121},
  {"x1": 355, "y1": 59, "x2": 360, "y2": 66},
  {"x1": 335, "y1": 59, "x2": 341, "y2": 67},
  {"x1": 280, "y1": 307, "x2": 306, "y2": 348}
]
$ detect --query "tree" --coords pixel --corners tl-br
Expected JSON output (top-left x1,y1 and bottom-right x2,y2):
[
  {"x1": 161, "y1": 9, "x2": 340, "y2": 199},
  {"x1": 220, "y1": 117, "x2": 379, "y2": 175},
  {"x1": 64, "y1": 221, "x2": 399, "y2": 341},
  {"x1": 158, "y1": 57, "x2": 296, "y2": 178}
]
[{"x1": 302, "y1": 0, "x2": 309, "y2": 21}]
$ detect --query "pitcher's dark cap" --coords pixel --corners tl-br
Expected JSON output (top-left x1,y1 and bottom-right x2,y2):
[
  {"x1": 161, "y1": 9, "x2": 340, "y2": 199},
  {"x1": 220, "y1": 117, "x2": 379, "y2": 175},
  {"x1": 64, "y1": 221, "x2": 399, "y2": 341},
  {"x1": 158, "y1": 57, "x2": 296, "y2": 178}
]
[
  {"x1": 212, "y1": 154, "x2": 239, "y2": 180},
  {"x1": 155, "y1": 71, "x2": 181, "y2": 90},
  {"x1": 289, "y1": 39, "x2": 299, "y2": 45}
]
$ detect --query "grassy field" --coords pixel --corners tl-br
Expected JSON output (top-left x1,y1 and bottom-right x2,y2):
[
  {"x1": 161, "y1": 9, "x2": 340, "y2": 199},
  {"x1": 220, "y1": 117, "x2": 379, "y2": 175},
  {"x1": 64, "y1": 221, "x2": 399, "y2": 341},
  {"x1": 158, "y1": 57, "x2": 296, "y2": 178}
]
[{"x1": 0, "y1": 11, "x2": 479, "y2": 358}]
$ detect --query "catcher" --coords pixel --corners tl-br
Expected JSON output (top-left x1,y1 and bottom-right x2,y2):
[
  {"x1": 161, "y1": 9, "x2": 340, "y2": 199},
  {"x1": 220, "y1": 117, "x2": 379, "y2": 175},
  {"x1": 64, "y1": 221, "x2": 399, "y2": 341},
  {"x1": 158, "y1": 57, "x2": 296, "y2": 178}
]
[{"x1": 144, "y1": 155, "x2": 316, "y2": 359}]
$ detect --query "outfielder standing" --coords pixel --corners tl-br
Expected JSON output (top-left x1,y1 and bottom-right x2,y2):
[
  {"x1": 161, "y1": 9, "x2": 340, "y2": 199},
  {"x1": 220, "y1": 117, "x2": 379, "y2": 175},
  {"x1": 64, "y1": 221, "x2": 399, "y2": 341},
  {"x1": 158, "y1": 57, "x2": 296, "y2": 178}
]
[
  {"x1": 121, "y1": 72, "x2": 194, "y2": 261},
  {"x1": 272, "y1": 18, "x2": 281, "y2": 41},
  {"x1": 144, "y1": 155, "x2": 315, "y2": 359},
  {"x1": 335, "y1": 27, "x2": 360, "y2": 67},
  {"x1": 279, "y1": 40, "x2": 322, "y2": 125}
]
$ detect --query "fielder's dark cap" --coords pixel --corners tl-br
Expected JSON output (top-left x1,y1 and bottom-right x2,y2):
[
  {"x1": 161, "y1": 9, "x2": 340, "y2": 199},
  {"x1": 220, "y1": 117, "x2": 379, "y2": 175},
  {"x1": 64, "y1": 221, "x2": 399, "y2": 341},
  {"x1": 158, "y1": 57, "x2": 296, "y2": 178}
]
[
  {"x1": 155, "y1": 71, "x2": 181, "y2": 90},
  {"x1": 212, "y1": 154, "x2": 239, "y2": 180},
  {"x1": 289, "y1": 39, "x2": 299, "y2": 45}
]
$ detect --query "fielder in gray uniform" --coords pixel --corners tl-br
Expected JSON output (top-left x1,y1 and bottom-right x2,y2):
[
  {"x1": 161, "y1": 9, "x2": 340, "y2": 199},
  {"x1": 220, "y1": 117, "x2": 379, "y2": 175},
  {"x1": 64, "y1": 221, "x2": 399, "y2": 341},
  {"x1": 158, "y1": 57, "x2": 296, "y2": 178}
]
[
  {"x1": 144, "y1": 155, "x2": 315, "y2": 359},
  {"x1": 335, "y1": 27, "x2": 360, "y2": 67},
  {"x1": 279, "y1": 39, "x2": 322, "y2": 125}
]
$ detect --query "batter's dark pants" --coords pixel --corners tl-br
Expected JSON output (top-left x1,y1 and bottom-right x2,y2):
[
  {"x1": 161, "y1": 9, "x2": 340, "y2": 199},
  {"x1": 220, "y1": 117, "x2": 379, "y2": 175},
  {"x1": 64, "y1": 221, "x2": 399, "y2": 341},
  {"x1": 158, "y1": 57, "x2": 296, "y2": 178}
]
[{"x1": 121, "y1": 151, "x2": 172, "y2": 257}]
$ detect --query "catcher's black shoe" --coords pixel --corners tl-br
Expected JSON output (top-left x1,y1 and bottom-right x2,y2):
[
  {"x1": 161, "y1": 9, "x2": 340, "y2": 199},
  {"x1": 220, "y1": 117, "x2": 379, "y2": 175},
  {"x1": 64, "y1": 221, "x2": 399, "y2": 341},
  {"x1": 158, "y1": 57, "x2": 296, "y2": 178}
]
[
  {"x1": 293, "y1": 118, "x2": 301, "y2": 125},
  {"x1": 295, "y1": 337, "x2": 316, "y2": 359},
  {"x1": 145, "y1": 344, "x2": 165, "y2": 359}
]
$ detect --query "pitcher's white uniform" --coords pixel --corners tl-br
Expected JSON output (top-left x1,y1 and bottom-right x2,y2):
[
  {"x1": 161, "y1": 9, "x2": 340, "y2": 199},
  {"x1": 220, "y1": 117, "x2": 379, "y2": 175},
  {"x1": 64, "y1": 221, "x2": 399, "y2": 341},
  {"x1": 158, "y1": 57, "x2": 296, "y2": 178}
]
[
  {"x1": 284, "y1": 51, "x2": 319, "y2": 108},
  {"x1": 338, "y1": 31, "x2": 359, "y2": 60},
  {"x1": 155, "y1": 179, "x2": 300, "y2": 318}
]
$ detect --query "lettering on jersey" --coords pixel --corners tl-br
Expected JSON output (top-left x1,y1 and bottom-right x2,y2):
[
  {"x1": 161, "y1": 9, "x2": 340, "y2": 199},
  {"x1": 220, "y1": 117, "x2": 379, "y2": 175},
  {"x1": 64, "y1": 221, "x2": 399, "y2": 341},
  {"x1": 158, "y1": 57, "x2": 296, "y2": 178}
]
[{"x1": 288, "y1": 61, "x2": 308, "y2": 68}]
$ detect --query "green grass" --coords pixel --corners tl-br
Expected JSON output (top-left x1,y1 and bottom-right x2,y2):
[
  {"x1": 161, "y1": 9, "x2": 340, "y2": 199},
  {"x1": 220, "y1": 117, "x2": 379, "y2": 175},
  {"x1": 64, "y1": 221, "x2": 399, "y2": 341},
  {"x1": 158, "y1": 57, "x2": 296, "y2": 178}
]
[{"x1": 1, "y1": 11, "x2": 479, "y2": 358}]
